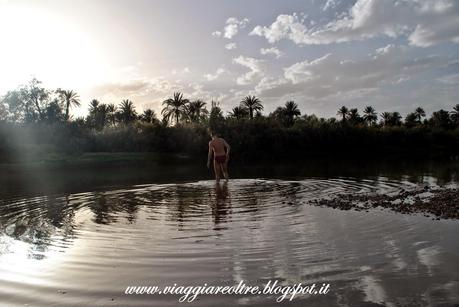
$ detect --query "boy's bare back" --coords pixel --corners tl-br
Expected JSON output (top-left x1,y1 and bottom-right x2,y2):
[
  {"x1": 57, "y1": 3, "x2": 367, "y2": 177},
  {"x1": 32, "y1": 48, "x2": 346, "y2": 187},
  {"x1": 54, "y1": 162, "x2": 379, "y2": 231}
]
[
  {"x1": 209, "y1": 137, "x2": 229, "y2": 157},
  {"x1": 207, "y1": 131, "x2": 231, "y2": 182}
]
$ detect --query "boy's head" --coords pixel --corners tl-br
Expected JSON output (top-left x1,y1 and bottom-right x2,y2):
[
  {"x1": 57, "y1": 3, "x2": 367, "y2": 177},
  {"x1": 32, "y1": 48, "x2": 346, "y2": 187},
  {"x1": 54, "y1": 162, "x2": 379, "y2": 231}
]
[{"x1": 209, "y1": 128, "x2": 218, "y2": 137}]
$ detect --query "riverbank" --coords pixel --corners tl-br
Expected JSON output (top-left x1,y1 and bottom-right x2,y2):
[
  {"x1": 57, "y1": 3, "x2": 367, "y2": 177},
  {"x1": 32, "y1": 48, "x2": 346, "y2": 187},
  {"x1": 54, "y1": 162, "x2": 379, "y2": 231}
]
[
  {"x1": 0, "y1": 152, "x2": 193, "y2": 169},
  {"x1": 309, "y1": 186, "x2": 459, "y2": 220}
]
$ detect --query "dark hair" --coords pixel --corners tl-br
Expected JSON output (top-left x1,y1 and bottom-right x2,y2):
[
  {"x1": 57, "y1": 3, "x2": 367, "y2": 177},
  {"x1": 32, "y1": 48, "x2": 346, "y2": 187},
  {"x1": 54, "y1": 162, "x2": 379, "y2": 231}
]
[{"x1": 208, "y1": 128, "x2": 218, "y2": 136}]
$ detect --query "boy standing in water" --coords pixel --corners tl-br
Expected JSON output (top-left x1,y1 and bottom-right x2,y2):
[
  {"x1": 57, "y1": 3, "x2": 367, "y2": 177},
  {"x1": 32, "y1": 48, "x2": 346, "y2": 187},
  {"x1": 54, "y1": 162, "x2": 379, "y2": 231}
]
[{"x1": 207, "y1": 130, "x2": 231, "y2": 182}]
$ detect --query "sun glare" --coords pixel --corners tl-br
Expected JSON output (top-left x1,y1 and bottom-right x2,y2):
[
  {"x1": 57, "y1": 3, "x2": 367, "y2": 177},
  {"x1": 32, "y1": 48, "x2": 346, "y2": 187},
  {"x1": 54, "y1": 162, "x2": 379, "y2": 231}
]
[{"x1": 0, "y1": 3, "x2": 109, "y2": 100}]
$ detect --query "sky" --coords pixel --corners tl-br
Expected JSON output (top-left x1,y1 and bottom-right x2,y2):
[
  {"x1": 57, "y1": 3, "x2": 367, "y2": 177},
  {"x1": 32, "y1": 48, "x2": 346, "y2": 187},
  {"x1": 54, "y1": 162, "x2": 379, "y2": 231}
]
[{"x1": 0, "y1": 0, "x2": 458, "y2": 118}]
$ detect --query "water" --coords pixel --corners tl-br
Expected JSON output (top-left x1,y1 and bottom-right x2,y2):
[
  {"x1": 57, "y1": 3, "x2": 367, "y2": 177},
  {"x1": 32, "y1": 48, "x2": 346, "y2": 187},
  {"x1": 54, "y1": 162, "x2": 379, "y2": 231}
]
[{"x1": 0, "y1": 162, "x2": 459, "y2": 306}]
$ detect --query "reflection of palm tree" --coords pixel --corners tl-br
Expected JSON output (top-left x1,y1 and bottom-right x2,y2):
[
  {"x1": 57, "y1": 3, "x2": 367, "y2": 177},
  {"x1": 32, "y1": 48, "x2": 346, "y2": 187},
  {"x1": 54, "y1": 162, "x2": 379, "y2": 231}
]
[
  {"x1": 89, "y1": 193, "x2": 140, "y2": 225},
  {"x1": 241, "y1": 95, "x2": 263, "y2": 120},
  {"x1": 337, "y1": 106, "x2": 349, "y2": 122},
  {"x1": 0, "y1": 195, "x2": 78, "y2": 260},
  {"x1": 90, "y1": 194, "x2": 116, "y2": 225},
  {"x1": 60, "y1": 90, "x2": 80, "y2": 120},
  {"x1": 161, "y1": 92, "x2": 190, "y2": 125}
]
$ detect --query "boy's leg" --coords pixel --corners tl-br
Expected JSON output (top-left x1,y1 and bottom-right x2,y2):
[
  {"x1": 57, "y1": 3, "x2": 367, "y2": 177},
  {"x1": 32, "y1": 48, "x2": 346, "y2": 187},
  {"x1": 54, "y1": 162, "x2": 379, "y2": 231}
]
[
  {"x1": 213, "y1": 160, "x2": 221, "y2": 182},
  {"x1": 222, "y1": 162, "x2": 229, "y2": 180}
]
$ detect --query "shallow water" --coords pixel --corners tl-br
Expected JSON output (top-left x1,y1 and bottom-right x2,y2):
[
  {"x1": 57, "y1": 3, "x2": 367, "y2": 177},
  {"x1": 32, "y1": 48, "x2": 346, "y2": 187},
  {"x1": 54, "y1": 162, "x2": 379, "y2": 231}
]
[{"x1": 0, "y1": 175, "x2": 458, "y2": 306}]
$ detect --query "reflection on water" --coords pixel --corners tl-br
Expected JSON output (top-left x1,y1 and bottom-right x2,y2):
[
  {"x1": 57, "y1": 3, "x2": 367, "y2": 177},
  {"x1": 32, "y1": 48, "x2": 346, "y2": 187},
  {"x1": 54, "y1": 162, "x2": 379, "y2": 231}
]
[
  {"x1": 1, "y1": 158, "x2": 459, "y2": 198},
  {"x1": 0, "y1": 177, "x2": 458, "y2": 306}
]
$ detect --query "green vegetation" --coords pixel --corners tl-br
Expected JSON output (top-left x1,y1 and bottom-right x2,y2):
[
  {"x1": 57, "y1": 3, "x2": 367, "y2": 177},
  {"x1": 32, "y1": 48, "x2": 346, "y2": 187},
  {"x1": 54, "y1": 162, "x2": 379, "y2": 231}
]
[{"x1": 1, "y1": 78, "x2": 459, "y2": 165}]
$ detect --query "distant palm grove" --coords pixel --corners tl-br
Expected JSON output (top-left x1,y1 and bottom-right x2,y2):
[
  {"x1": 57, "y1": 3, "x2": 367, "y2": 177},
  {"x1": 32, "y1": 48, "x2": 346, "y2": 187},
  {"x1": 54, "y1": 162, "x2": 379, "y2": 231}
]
[{"x1": 1, "y1": 79, "x2": 458, "y2": 162}]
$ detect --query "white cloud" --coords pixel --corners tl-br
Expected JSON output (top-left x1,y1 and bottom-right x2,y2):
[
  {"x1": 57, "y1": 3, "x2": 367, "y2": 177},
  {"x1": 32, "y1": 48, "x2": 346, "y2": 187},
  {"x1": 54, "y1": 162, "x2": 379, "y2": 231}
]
[
  {"x1": 213, "y1": 17, "x2": 249, "y2": 39},
  {"x1": 250, "y1": 13, "x2": 307, "y2": 44},
  {"x1": 437, "y1": 73, "x2": 459, "y2": 85},
  {"x1": 212, "y1": 31, "x2": 222, "y2": 37},
  {"x1": 374, "y1": 44, "x2": 396, "y2": 57},
  {"x1": 204, "y1": 68, "x2": 226, "y2": 81},
  {"x1": 171, "y1": 67, "x2": 191, "y2": 75},
  {"x1": 260, "y1": 47, "x2": 284, "y2": 59},
  {"x1": 224, "y1": 17, "x2": 249, "y2": 39},
  {"x1": 232, "y1": 56, "x2": 264, "y2": 85},
  {"x1": 284, "y1": 53, "x2": 331, "y2": 84},
  {"x1": 250, "y1": 0, "x2": 459, "y2": 47},
  {"x1": 255, "y1": 45, "x2": 447, "y2": 101},
  {"x1": 225, "y1": 43, "x2": 237, "y2": 50},
  {"x1": 90, "y1": 76, "x2": 230, "y2": 118},
  {"x1": 323, "y1": 0, "x2": 339, "y2": 11}
]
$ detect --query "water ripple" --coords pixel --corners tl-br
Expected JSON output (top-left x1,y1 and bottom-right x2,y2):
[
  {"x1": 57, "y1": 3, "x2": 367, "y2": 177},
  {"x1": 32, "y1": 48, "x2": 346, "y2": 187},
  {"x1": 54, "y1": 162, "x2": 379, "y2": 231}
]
[{"x1": 0, "y1": 178, "x2": 458, "y2": 306}]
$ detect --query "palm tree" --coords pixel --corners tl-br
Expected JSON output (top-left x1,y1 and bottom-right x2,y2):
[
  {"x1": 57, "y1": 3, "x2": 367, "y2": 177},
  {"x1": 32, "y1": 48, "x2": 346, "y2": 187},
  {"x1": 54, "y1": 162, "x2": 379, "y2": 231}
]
[
  {"x1": 209, "y1": 100, "x2": 224, "y2": 131},
  {"x1": 431, "y1": 109, "x2": 451, "y2": 129},
  {"x1": 381, "y1": 112, "x2": 392, "y2": 126},
  {"x1": 405, "y1": 112, "x2": 418, "y2": 128},
  {"x1": 59, "y1": 90, "x2": 80, "y2": 120},
  {"x1": 450, "y1": 104, "x2": 459, "y2": 125},
  {"x1": 229, "y1": 106, "x2": 249, "y2": 120},
  {"x1": 43, "y1": 100, "x2": 64, "y2": 123},
  {"x1": 414, "y1": 107, "x2": 426, "y2": 123},
  {"x1": 337, "y1": 106, "x2": 349, "y2": 122},
  {"x1": 241, "y1": 95, "x2": 263, "y2": 119},
  {"x1": 161, "y1": 92, "x2": 190, "y2": 125},
  {"x1": 118, "y1": 99, "x2": 137, "y2": 124},
  {"x1": 391, "y1": 112, "x2": 402, "y2": 126},
  {"x1": 363, "y1": 106, "x2": 377, "y2": 126},
  {"x1": 347, "y1": 108, "x2": 362, "y2": 125},
  {"x1": 381, "y1": 112, "x2": 402, "y2": 126},
  {"x1": 106, "y1": 104, "x2": 117, "y2": 126},
  {"x1": 140, "y1": 109, "x2": 157, "y2": 123},
  {"x1": 284, "y1": 101, "x2": 301, "y2": 126},
  {"x1": 87, "y1": 99, "x2": 108, "y2": 129},
  {"x1": 96, "y1": 103, "x2": 109, "y2": 129},
  {"x1": 89, "y1": 99, "x2": 100, "y2": 113},
  {"x1": 187, "y1": 100, "x2": 208, "y2": 123}
]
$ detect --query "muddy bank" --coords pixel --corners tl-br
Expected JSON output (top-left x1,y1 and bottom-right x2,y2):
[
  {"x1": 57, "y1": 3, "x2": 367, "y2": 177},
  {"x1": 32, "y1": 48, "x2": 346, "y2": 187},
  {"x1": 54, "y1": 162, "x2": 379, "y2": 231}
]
[{"x1": 309, "y1": 187, "x2": 459, "y2": 220}]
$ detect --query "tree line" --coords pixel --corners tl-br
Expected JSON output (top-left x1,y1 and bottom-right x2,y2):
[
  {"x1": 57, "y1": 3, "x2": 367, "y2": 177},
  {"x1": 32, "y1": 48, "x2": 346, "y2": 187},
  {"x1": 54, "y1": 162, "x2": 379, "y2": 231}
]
[
  {"x1": 1, "y1": 79, "x2": 458, "y2": 130},
  {"x1": 1, "y1": 79, "x2": 458, "y2": 162}
]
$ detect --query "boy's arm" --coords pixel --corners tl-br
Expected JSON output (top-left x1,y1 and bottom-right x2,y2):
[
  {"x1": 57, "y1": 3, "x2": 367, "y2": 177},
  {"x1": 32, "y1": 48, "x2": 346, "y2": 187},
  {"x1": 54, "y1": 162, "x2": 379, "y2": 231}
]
[
  {"x1": 207, "y1": 142, "x2": 213, "y2": 168},
  {"x1": 224, "y1": 139, "x2": 231, "y2": 158}
]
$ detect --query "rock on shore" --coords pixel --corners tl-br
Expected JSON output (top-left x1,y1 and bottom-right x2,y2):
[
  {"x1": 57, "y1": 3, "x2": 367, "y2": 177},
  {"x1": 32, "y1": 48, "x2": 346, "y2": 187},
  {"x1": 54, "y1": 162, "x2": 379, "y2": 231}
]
[{"x1": 308, "y1": 187, "x2": 459, "y2": 220}]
